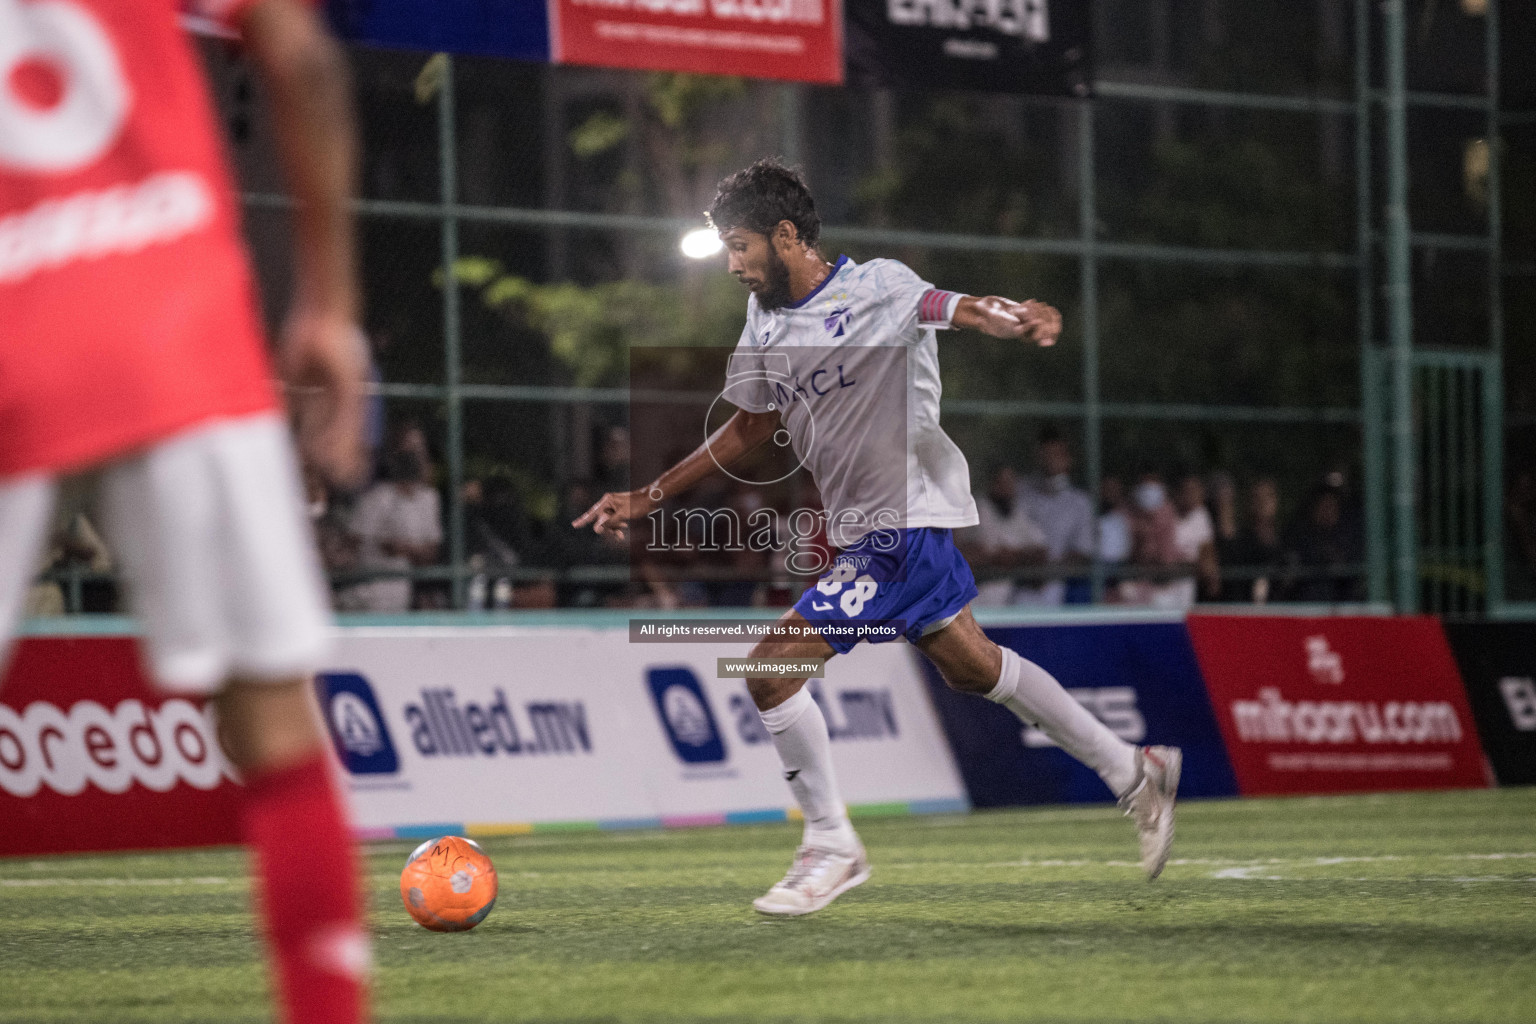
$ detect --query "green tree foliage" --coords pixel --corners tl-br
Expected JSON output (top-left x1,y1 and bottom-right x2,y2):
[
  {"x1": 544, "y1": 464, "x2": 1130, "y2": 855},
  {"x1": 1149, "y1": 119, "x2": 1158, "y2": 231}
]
[{"x1": 447, "y1": 256, "x2": 748, "y2": 388}]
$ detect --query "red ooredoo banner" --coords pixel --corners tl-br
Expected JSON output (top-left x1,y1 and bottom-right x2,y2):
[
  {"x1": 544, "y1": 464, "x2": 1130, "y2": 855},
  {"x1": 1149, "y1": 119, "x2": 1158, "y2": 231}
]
[
  {"x1": 1186, "y1": 615, "x2": 1490, "y2": 795},
  {"x1": 553, "y1": 0, "x2": 843, "y2": 83},
  {"x1": 0, "y1": 638, "x2": 242, "y2": 856}
]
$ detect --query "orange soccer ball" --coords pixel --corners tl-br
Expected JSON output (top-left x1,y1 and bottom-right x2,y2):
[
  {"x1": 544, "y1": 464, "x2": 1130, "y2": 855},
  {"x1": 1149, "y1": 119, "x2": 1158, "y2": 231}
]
[{"x1": 399, "y1": 835, "x2": 498, "y2": 932}]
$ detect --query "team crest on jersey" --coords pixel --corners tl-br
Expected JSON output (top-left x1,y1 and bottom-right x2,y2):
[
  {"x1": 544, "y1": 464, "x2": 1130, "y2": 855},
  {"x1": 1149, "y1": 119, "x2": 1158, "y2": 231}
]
[{"x1": 823, "y1": 306, "x2": 853, "y2": 337}]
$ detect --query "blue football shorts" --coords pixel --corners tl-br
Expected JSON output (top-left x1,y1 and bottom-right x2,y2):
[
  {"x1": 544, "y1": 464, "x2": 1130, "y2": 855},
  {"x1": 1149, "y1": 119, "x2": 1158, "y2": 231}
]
[{"x1": 791, "y1": 527, "x2": 979, "y2": 655}]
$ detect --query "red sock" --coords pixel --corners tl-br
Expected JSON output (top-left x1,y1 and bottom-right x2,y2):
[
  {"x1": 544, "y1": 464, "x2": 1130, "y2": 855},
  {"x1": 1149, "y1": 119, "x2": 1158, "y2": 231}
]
[{"x1": 241, "y1": 754, "x2": 368, "y2": 1024}]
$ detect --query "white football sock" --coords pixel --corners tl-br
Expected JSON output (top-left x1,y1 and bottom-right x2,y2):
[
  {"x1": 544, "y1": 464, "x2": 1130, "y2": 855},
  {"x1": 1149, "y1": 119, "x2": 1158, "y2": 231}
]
[
  {"x1": 985, "y1": 645, "x2": 1139, "y2": 797},
  {"x1": 759, "y1": 686, "x2": 859, "y2": 854}
]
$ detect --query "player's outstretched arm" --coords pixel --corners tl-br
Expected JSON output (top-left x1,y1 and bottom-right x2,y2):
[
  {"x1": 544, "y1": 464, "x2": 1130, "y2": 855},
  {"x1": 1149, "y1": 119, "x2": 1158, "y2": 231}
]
[
  {"x1": 952, "y1": 295, "x2": 1062, "y2": 347},
  {"x1": 242, "y1": 0, "x2": 367, "y2": 488},
  {"x1": 573, "y1": 409, "x2": 779, "y2": 539}
]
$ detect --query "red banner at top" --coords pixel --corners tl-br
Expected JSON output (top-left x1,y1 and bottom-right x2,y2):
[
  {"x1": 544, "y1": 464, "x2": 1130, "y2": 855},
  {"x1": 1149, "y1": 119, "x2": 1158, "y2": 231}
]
[
  {"x1": 553, "y1": 0, "x2": 843, "y2": 83},
  {"x1": 1187, "y1": 615, "x2": 1490, "y2": 796}
]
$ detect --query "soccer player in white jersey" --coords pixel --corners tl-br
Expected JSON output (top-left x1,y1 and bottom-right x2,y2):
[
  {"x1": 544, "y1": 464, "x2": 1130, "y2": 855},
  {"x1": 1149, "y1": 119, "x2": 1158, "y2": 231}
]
[{"x1": 575, "y1": 159, "x2": 1181, "y2": 916}]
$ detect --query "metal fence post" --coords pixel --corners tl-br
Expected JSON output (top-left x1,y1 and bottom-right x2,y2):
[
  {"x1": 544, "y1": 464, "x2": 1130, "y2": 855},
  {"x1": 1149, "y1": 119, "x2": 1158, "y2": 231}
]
[
  {"x1": 780, "y1": 83, "x2": 802, "y2": 168},
  {"x1": 439, "y1": 55, "x2": 466, "y2": 608},
  {"x1": 1079, "y1": 99, "x2": 1104, "y2": 602},
  {"x1": 1383, "y1": 0, "x2": 1417, "y2": 612},
  {"x1": 1357, "y1": 0, "x2": 1389, "y2": 604},
  {"x1": 1485, "y1": 0, "x2": 1505, "y2": 613}
]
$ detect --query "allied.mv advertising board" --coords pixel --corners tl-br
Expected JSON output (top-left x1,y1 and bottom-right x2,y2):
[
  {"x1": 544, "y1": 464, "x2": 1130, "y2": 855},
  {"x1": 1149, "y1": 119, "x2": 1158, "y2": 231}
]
[{"x1": 315, "y1": 627, "x2": 966, "y2": 833}]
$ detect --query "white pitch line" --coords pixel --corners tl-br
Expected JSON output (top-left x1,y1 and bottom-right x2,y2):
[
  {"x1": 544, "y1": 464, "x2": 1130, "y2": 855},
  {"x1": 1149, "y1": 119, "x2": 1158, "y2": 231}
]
[
  {"x1": 0, "y1": 876, "x2": 233, "y2": 888},
  {"x1": 7, "y1": 853, "x2": 1535, "y2": 888},
  {"x1": 1212, "y1": 866, "x2": 1282, "y2": 880},
  {"x1": 898, "y1": 852, "x2": 1536, "y2": 870},
  {"x1": 1, "y1": 872, "x2": 530, "y2": 888}
]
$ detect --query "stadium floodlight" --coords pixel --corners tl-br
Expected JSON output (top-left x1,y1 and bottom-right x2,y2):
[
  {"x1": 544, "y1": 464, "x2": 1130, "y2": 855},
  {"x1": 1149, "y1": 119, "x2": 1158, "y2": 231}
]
[{"x1": 680, "y1": 228, "x2": 723, "y2": 259}]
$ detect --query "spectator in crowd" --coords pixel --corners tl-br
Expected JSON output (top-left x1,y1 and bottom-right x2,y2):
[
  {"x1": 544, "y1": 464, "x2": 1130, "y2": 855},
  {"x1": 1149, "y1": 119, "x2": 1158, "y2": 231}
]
[
  {"x1": 709, "y1": 481, "x2": 775, "y2": 607},
  {"x1": 336, "y1": 444, "x2": 443, "y2": 612},
  {"x1": 1207, "y1": 471, "x2": 1239, "y2": 561},
  {"x1": 597, "y1": 425, "x2": 631, "y2": 495},
  {"x1": 1507, "y1": 463, "x2": 1536, "y2": 598},
  {"x1": 1173, "y1": 472, "x2": 1220, "y2": 602},
  {"x1": 958, "y1": 466, "x2": 1048, "y2": 606},
  {"x1": 471, "y1": 474, "x2": 557, "y2": 609},
  {"x1": 360, "y1": 328, "x2": 391, "y2": 469},
  {"x1": 1098, "y1": 475, "x2": 1133, "y2": 567},
  {"x1": 26, "y1": 482, "x2": 115, "y2": 615},
  {"x1": 514, "y1": 576, "x2": 560, "y2": 609},
  {"x1": 1221, "y1": 477, "x2": 1285, "y2": 603},
  {"x1": 625, "y1": 559, "x2": 710, "y2": 611},
  {"x1": 552, "y1": 479, "x2": 628, "y2": 607},
  {"x1": 1284, "y1": 478, "x2": 1364, "y2": 602},
  {"x1": 303, "y1": 464, "x2": 357, "y2": 583},
  {"x1": 463, "y1": 476, "x2": 531, "y2": 610},
  {"x1": 392, "y1": 420, "x2": 434, "y2": 478},
  {"x1": 1017, "y1": 426, "x2": 1095, "y2": 604},
  {"x1": 1118, "y1": 470, "x2": 1182, "y2": 606}
]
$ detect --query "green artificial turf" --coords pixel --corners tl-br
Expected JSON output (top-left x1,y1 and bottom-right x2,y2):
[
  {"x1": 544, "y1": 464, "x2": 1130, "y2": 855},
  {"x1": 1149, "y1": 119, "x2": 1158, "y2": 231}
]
[{"x1": 2, "y1": 788, "x2": 1534, "y2": 1023}]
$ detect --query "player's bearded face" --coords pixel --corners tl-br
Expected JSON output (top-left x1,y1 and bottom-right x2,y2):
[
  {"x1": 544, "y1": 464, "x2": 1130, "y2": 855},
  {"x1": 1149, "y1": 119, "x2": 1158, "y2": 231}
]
[
  {"x1": 724, "y1": 228, "x2": 794, "y2": 311},
  {"x1": 754, "y1": 243, "x2": 795, "y2": 311}
]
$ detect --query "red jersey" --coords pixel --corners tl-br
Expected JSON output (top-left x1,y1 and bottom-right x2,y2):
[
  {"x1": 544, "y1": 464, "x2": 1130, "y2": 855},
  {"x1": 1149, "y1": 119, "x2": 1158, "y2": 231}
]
[{"x1": 0, "y1": 0, "x2": 277, "y2": 477}]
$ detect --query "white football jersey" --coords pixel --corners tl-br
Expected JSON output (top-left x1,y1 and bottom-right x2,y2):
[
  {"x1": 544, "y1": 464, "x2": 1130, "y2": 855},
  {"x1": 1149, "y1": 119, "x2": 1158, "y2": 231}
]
[{"x1": 726, "y1": 256, "x2": 978, "y2": 546}]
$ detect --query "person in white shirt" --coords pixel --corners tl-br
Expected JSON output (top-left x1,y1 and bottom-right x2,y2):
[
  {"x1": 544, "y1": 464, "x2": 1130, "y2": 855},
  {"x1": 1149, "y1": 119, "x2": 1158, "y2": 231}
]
[
  {"x1": 1016, "y1": 427, "x2": 1095, "y2": 604},
  {"x1": 1147, "y1": 472, "x2": 1219, "y2": 609},
  {"x1": 958, "y1": 466, "x2": 1048, "y2": 605},
  {"x1": 1098, "y1": 475, "x2": 1134, "y2": 566},
  {"x1": 338, "y1": 447, "x2": 442, "y2": 612},
  {"x1": 574, "y1": 159, "x2": 1180, "y2": 916}
]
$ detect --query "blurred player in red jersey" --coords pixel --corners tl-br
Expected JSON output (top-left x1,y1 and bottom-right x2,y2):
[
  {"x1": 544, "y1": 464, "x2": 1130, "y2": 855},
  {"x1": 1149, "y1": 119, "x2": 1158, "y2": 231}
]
[{"x1": 0, "y1": 0, "x2": 368, "y2": 1020}]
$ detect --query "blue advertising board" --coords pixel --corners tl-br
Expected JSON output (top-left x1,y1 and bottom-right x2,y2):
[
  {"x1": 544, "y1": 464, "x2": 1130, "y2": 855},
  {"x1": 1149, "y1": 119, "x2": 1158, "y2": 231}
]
[
  {"x1": 920, "y1": 622, "x2": 1238, "y2": 807},
  {"x1": 326, "y1": 0, "x2": 551, "y2": 62}
]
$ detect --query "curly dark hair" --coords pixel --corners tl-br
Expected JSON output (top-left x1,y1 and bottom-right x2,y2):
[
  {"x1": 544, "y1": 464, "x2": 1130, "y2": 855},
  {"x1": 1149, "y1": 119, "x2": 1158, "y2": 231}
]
[{"x1": 706, "y1": 158, "x2": 821, "y2": 247}]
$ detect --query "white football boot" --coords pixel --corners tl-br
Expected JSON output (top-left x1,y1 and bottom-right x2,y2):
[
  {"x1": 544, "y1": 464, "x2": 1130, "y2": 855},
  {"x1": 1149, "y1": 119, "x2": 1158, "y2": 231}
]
[
  {"x1": 1118, "y1": 745, "x2": 1183, "y2": 881},
  {"x1": 753, "y1": 844, "x2": 871, "y2": 917}
]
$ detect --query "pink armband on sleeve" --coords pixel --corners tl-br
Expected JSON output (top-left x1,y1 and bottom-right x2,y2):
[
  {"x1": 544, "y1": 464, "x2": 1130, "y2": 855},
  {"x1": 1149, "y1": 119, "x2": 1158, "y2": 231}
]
[
  {"x1": 182, "y1": 0, "x2": 310, "y2": 36},
  {"x1": 918, "y1": 289, "x2": 962, "y2": 327}
]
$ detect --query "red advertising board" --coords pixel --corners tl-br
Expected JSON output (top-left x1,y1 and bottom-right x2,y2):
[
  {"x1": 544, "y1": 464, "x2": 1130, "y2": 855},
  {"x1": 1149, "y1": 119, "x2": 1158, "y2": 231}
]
[
  {"x1": 552, "y1": 0, "x2": 843, "y2": 83},
  {"x1": 1186, "y1": 615, "x2": 1490, "y2": 795},
  {"x1": 0, "y1": 638, "x2": 242, "y2": 857}
]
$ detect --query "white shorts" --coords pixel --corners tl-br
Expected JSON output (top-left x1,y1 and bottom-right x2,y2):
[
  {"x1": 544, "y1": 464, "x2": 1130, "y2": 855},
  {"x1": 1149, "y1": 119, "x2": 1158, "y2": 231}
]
[{"x1": 0, "y1": 412, "x2": 332, "y2": 694}]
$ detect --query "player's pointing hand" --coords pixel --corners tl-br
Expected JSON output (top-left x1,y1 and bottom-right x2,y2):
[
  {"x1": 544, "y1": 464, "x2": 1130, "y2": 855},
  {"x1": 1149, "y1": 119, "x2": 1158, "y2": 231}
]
[{"x1": 572, "y1": 489, "x2": 653, "y2": 540}]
